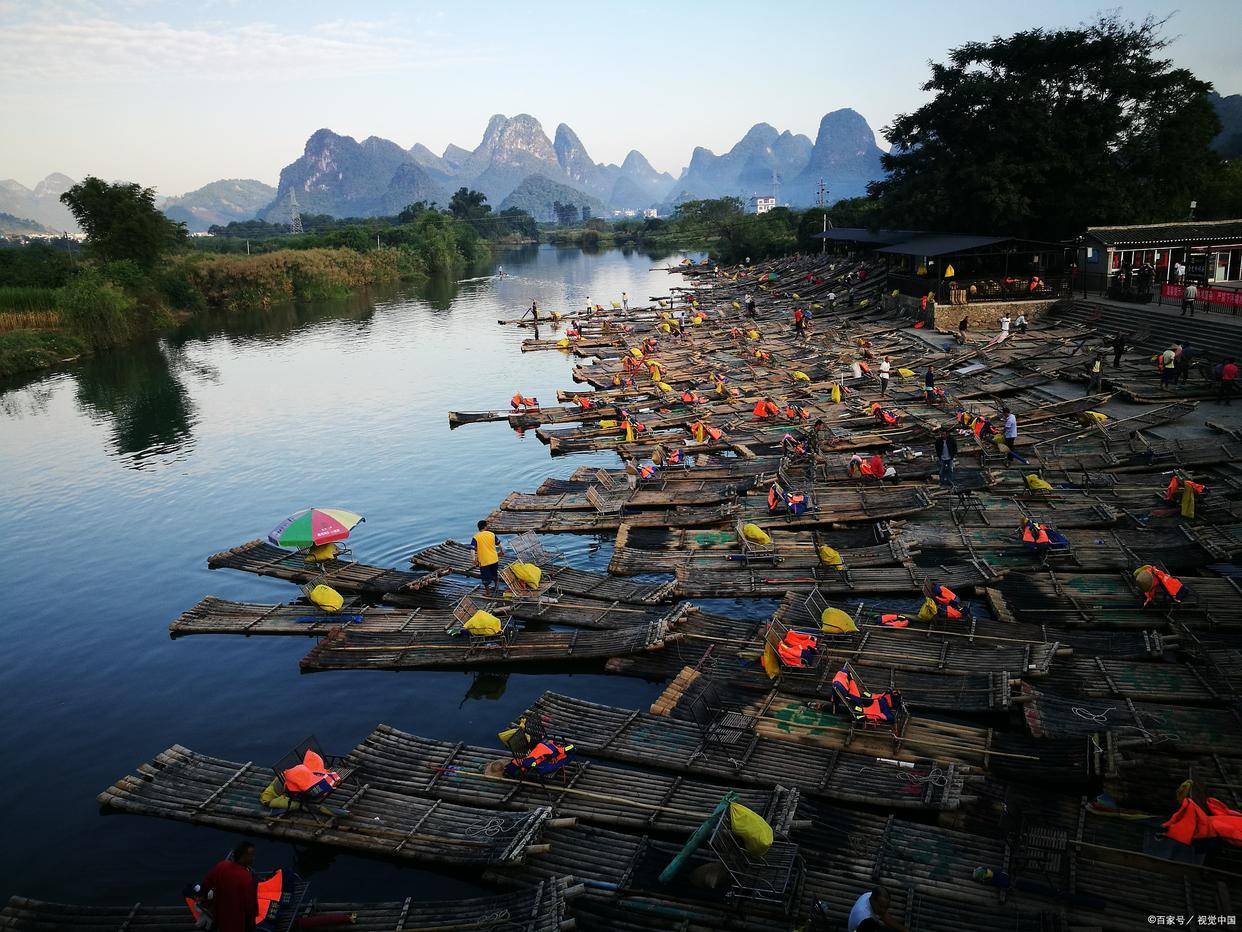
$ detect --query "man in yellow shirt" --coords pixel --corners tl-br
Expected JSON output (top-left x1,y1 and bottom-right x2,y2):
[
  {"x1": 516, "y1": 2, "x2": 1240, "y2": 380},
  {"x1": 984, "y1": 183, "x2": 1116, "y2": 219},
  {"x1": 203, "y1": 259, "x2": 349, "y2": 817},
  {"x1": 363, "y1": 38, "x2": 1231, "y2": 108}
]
[{"x1": 471, "y1": 519, "x2": 504, "y2": 593}]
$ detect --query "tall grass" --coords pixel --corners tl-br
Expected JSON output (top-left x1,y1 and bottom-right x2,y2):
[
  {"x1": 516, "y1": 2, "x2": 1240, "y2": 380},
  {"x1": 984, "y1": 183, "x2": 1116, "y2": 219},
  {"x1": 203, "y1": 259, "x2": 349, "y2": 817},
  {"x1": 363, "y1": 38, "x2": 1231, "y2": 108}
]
[
  {"x1": 0, "y1": 310, "x2": 61, "y2": 332},
  {"x1": 0, "y1": 285, "x2": 60, "y2": 312},
  {"x1": 172, "y1": 247, "x2": 423, "y2": 311}
]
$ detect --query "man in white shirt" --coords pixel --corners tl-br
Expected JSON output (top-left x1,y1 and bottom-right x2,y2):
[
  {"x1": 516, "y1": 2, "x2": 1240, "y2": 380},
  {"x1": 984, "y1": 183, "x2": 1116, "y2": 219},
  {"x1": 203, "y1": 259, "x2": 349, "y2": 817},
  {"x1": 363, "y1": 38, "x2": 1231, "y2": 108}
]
[
  {"x1": 1182, "y1": 283, "x2": 1197, "y2": 317},
  {"x1": 848, "y1": 887, "x2": 907, "y2": 931},
  {"x1": 878, "y1": 357, "x2": 892, "y2": 396},
  {"x1": 1002, "y1": 406, "x2": 1018, "y2": 463},
  {"x1": 999, "y1": 314, "x2": 1011, "y2": 338}
]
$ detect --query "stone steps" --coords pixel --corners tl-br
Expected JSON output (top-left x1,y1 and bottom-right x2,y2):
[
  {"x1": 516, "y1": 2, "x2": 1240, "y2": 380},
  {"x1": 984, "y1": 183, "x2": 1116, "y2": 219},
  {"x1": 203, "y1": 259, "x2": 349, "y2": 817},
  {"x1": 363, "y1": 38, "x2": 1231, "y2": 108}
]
[{"x1": 1050, "y1": 299, "x2": 1242, "y2": 362}]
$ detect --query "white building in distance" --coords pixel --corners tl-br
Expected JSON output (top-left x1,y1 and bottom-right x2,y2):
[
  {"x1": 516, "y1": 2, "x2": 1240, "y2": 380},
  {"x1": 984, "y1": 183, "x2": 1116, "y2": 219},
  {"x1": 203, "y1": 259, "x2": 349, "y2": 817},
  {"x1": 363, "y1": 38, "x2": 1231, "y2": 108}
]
[{"x1": 749, "y1": 195, "x2": 777, "y2": 214}]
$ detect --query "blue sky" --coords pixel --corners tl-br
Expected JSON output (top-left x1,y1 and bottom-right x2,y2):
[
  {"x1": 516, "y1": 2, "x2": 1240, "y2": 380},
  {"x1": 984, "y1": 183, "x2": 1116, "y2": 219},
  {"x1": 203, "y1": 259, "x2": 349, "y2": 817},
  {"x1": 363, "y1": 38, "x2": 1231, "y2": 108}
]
[{"x1": 2, "y1": 0, "x2": 1240, "y2": 195}]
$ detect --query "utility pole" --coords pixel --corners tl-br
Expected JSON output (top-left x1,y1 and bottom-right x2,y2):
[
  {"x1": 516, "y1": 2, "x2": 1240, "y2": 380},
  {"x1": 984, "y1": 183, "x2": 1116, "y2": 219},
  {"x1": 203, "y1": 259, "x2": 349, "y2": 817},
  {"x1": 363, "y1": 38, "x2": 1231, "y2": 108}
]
[
  {"x1": 289, "y1": 189, "x2": 304, "y2": 235},
  {"x1": 816, "y1": 179, "x2": 830, "y2": 253},
  {"x1": 771, "y1": 169, "x2": 780, "y2": 206}
]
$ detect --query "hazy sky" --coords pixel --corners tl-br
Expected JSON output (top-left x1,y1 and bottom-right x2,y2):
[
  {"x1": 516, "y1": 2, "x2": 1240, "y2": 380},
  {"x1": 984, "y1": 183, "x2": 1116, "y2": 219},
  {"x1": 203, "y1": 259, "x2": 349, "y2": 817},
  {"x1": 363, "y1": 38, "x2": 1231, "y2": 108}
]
[{"x1": 2, "y1": 0, "x2": 1240, "y2": 196}]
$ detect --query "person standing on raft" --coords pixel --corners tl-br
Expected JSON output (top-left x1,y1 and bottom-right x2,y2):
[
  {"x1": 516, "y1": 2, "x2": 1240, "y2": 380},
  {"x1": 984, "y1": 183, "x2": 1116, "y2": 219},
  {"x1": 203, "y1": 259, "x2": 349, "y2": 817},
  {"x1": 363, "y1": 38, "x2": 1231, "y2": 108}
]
[
  {"x1": 471, "y1": 519, "x2": 505, "y2": 594},
  {"x1": 199, "y1": 842, "x2": 258, "y2": 932}
]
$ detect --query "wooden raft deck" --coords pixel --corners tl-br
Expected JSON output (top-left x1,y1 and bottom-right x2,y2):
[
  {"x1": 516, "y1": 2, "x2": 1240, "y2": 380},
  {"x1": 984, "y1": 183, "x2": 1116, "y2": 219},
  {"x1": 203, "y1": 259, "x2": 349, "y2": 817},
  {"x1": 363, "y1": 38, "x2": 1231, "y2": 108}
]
[
  {"x1": 0, "y1": 878, "x2": 577, "y2": 932},
  {"x1": 299, "y1": 604, "x2": 689, "y2": 671},
  {"x1": 408, "y1": 539, "x2": 677, "y2": 603},
  {"x1": 523, "y1": 692, "x2": 971, "y2": 810},
  {"x1": 207, "y1": 539, "x2": 447, "y2": 595},
  {"x1": 97, "y1": 745, "x2": 555, "y2": 867},
  {"x1": 348, "y1": 724, "x2": 801, "y2": 837}
]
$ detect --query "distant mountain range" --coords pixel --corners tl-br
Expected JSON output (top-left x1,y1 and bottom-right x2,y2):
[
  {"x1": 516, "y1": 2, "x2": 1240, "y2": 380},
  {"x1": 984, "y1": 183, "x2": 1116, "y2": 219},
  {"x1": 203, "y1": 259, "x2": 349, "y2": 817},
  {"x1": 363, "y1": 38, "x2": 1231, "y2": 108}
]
[
  {"x1": 255, "y1": 109, "x2": 888, "y2": 224},
  {"x1": 1211, "y1": 91, "x2": 1242, "y2": 159},
  {"x1": 160, "y1": 179, "x2": 276, "y2": 231},
  {"x1": 0, "y1": 173, "x2": 78, "y2": 232},
  {"x1": 10, "y1": 90, "x2": 1236, "y2": 237}
]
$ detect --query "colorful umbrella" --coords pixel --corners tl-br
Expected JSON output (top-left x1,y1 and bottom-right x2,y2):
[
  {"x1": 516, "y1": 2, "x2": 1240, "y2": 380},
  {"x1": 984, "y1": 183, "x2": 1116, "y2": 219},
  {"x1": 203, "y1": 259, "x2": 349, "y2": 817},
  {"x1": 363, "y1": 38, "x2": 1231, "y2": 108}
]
[{"x1": 268, "y1": 508, "x2": 364, "y2": 549}]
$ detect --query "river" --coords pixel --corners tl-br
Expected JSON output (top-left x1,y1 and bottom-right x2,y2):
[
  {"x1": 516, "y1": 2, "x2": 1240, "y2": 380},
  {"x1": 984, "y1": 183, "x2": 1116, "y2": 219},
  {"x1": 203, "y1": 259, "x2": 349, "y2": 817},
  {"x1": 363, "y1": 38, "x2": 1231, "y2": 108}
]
[{"x1": 0, "y1": 244, "x2": 731, "y2": 905}]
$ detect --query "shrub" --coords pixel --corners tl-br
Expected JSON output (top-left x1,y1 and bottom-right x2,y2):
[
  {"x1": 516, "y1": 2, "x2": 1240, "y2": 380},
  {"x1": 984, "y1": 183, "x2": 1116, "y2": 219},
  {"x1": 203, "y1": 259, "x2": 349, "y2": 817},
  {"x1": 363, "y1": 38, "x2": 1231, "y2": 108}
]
[{"x1": 58, "y1": 270, "x2": 138, "y2": 348}]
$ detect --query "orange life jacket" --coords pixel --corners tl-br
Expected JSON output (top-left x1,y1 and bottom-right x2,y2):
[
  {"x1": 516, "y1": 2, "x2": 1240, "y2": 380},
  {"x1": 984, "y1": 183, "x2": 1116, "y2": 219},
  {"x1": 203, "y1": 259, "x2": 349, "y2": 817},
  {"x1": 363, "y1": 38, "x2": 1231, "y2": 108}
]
[
  {"x1": 1021, "y1": 521, "x2": 1052, "y2": 546},
  {"x1": 187, "y1": 870, "x2": 284, "y2": 925},
  {"x1": 753, "y1": 400, "x2": 779, "y2": 419},
  {"x1": 1137, "y1": 565, "x2": 1184, "y2": 605},
  {"x1": 510, "y1": 393, "x2": 537, "y2": 409},
  {"x1": 777, "y1": 630, "x2": 818, "y2": 667},
  {"x1": 1164, "y1": 475, "x2": 1205, "y2": 501},
  {"x1": 1163, "y1": 797, "x2": 1242, "y2": 847},
  {"x1": 690, "y1": 421, "x2": 722, "y2": 443},
  {"x1": 578, "y1": 396, "x2": 593, "y2": 410},
  {"x1": 282, "y1": 749, "x2": 341, "y2": 796},
  {"x1": 831, "y1": 669, "x2": 898, "y2": 723},
  {"x1": 871, "y1": 403, "x2": 899, "y2": 426},
  {"x1": 638, "y1": 463, "x2": 657, "y2": 480},
  {"x1": 880, "y1": 614, "x2": 911, "y2": 628},
  {"x1": 768, "y1": 485, "x2": 785, "y2": 511}
]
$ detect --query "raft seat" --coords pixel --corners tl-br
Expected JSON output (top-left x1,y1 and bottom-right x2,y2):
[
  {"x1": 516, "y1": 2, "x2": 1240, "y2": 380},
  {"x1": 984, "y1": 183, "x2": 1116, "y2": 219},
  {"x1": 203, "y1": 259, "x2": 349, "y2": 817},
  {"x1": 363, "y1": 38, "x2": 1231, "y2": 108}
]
[
  {"x1": 765, "y1": 617, "x2": 825, "y2": 673},
  {"x1": 270, "y1": 736, "x2": 357, "y2": 823},
  {"x1": 685, "y1": 680, "x2": 758, "y2": 767},
  {"x1": 498, "y1": 565, "x2": 560, "y2": 605},
  {"x1": 449, "y1": 596, "x2": 517, "y2": 656},
  {"x1": 830, "y1": 662, "x2": 910, "y2": 744},
  {"x1": 507, "y1": 531, "x2": 565, "y2": 567},
  {"x1": 735, "y1": 519, "x2": 778, "y2": 564},
  {"x1": 707, "y1": 807, "x2": 804, "y2": 913}
]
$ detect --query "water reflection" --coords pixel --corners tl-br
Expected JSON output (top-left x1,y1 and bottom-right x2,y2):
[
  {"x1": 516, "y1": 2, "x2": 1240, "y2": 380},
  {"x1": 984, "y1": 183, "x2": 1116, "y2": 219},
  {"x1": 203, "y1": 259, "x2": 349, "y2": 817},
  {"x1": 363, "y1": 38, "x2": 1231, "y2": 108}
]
[
  {"x1": 73, "y1": 341, "x2": 196, "y2": 468},
  {"x1": 459, "y1": 672, "x2": 510, "y2": 706}
]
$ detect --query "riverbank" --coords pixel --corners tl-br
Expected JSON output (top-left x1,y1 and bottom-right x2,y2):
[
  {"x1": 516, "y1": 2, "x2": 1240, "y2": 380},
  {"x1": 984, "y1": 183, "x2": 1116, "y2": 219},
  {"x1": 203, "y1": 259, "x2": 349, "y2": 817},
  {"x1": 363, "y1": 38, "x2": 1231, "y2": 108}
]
[{"x1": 0, "y1": 244, "x2": 464, "y2": 378}]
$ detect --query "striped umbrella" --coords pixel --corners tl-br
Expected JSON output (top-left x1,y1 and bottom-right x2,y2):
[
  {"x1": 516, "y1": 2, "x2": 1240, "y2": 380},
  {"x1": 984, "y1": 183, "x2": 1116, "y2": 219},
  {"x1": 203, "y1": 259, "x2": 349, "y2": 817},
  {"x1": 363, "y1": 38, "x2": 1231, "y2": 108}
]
[{"x1": 268, "y1": 508, "x2": 364, "y2": 549}]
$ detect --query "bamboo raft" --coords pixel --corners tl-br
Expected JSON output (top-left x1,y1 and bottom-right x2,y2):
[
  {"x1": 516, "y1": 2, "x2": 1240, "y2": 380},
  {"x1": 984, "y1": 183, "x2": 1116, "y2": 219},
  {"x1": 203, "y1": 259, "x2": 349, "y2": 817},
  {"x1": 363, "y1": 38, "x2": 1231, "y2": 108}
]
[
  {"x1": 1021, "y1": 683, "x2": 1242, "y2": 755},
  {"x1": 298, "y1": 604, "x2": 688, "y2": 671},
  {"x1": 523, "y1": 692, "x2": 971, "y2": 809},
  {"x1": 481, "y1": 503, "x2": 738, "y2": 534},
  {"x1": 672, "y1": 559, "x2": 1002, "y2": 598},
  {"x1": 348, "y1": 724, "x2": 802, "y2": 837},
  {"x1": 98, "y1": 745, "x2": 557, "y2": 866},
  {"x1": 408, "y1": 539, "x2": 677, "y2": 603},
  {"x1": 206, "y1": 540, "x2": 446, "y2": 596},
  {"x1": 608, "y1": 523, "x2": 903, "y2": 575},
  {"x1": 655, "y1": 661, "x2": 1017, "y2": 715},
  {"x1": 0, "y1": 877, "x2": 578, "y2": 932}
]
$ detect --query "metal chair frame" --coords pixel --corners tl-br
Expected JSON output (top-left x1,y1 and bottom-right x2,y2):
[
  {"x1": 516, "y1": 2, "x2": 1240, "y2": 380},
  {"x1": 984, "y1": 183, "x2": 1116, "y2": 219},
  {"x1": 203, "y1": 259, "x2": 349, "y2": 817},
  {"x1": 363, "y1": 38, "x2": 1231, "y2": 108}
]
[
  {"x1": 829, "y1": 661, "x2": 910, "y2": 742},
  {"x1": 270, "y1": 735, "x2": 357, "y2": 823},
  {"x1": 735, "y1": 518, "x2": 778, "y2": 564},
  {"x1": 449, "y1": 595, "x2": 518, "y2": 656},
  {"x1": 707, "y1": 808, "x2": 804, "y2": 913}
]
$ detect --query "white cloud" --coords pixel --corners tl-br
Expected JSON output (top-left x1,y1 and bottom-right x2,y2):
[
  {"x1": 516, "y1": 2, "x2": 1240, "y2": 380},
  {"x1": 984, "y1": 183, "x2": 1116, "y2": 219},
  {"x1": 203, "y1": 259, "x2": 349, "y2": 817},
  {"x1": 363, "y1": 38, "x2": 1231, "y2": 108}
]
[{"x1": 0, "y1": 7, "x2": 500, "y2": 83}]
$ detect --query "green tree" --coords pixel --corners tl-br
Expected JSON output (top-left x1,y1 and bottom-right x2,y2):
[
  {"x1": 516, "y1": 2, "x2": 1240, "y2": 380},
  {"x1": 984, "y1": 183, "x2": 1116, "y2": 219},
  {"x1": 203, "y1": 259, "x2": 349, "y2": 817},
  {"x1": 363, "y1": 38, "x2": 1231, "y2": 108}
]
[
  {"x1": 60, "y1": 176, "x2": 186, "y2": 268},
  {"x1": 871, "y1": 14, "x2": 1223, "y2": 239},
  {"x1": 448, "y1": 188, "x2": 490, "y2": 220}
]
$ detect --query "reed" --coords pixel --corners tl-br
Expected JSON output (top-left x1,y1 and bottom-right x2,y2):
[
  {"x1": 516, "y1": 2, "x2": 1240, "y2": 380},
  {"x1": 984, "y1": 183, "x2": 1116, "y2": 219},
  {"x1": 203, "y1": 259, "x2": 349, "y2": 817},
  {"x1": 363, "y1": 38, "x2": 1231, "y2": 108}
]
[{"x1": 0, "y1": 310, "x2": 61, "y2": 333}]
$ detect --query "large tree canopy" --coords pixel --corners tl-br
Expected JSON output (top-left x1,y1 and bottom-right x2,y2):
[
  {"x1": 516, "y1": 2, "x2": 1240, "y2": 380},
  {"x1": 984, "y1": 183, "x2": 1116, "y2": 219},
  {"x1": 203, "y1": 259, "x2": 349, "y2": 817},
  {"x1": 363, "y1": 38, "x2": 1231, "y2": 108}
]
[
  {"x1": 871, "y1": 14, "x2": 1222, "y2": 239},
  {"x1": 60, "y1": 176, "x2": 185, "y2": 268}
]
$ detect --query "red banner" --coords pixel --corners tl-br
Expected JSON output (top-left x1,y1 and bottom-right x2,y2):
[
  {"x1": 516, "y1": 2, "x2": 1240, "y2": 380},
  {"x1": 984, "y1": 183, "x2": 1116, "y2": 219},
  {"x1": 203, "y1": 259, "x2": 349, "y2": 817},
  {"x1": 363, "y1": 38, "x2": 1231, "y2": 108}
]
[{"x1": 1161, "y1": 284, "x2": 1242, "y2": 308}]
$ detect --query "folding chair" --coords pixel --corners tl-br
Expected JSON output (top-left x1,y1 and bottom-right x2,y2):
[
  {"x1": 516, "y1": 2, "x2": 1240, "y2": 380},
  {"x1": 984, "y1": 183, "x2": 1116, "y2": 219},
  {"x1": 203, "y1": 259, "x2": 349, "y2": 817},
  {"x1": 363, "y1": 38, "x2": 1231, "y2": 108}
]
[
  {"x1": 498, "y1": 564, "x2": 561, "y2": 604},
  {"x1": 765, "y1": 617, "x2": 825, "y2": 673},
  {"x1": 447, "y1": 595, "x2": 517, "y2": 657},
  {"x1": 736, "y1": 518, "x2": 778, "y2": 564},
  {"x1": 507, "y1": 531, "x2": 565, "y2": 567},
  {"x1": 829, "y1": 662, "x2": 909, "y2": 743},
  {"x1": 269, "y1": 736, "x2": 357, "y2": 823},
  {"x1": 586, "y1": 483, "x2": 630, "y2": 515},
  {"x1": 707, "y1": 808, "x2": 805, "y2": 913},
  {"x1": 685, "y1": 679, "x2": 759, "y2": 768}
]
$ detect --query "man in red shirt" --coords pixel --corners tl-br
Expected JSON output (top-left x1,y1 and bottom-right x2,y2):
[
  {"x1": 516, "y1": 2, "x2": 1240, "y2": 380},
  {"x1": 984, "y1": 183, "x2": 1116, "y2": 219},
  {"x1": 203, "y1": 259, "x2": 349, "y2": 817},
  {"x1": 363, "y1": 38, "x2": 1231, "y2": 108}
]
[
  {"x1": 201, "y1": 842, "x2": 259, "y2": 932},
  {"x1": 1221, "y1": 358, "x2": 1238, "y2": 407}
]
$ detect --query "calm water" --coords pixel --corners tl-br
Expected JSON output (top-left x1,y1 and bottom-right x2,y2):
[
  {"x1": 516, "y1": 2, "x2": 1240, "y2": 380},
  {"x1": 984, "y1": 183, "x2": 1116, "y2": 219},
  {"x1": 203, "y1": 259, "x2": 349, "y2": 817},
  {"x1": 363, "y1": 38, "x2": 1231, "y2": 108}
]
[{"x1": 0, "y1": 245, "x2": 720, "y2": 905}]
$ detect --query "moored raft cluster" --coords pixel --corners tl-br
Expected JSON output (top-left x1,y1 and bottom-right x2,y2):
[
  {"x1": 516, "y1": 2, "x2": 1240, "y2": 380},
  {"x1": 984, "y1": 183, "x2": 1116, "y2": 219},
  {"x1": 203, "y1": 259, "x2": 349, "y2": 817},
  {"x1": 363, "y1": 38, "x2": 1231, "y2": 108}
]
[{"x1": 34, "y1": 252, "x2": 1242, "y2": 930}]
